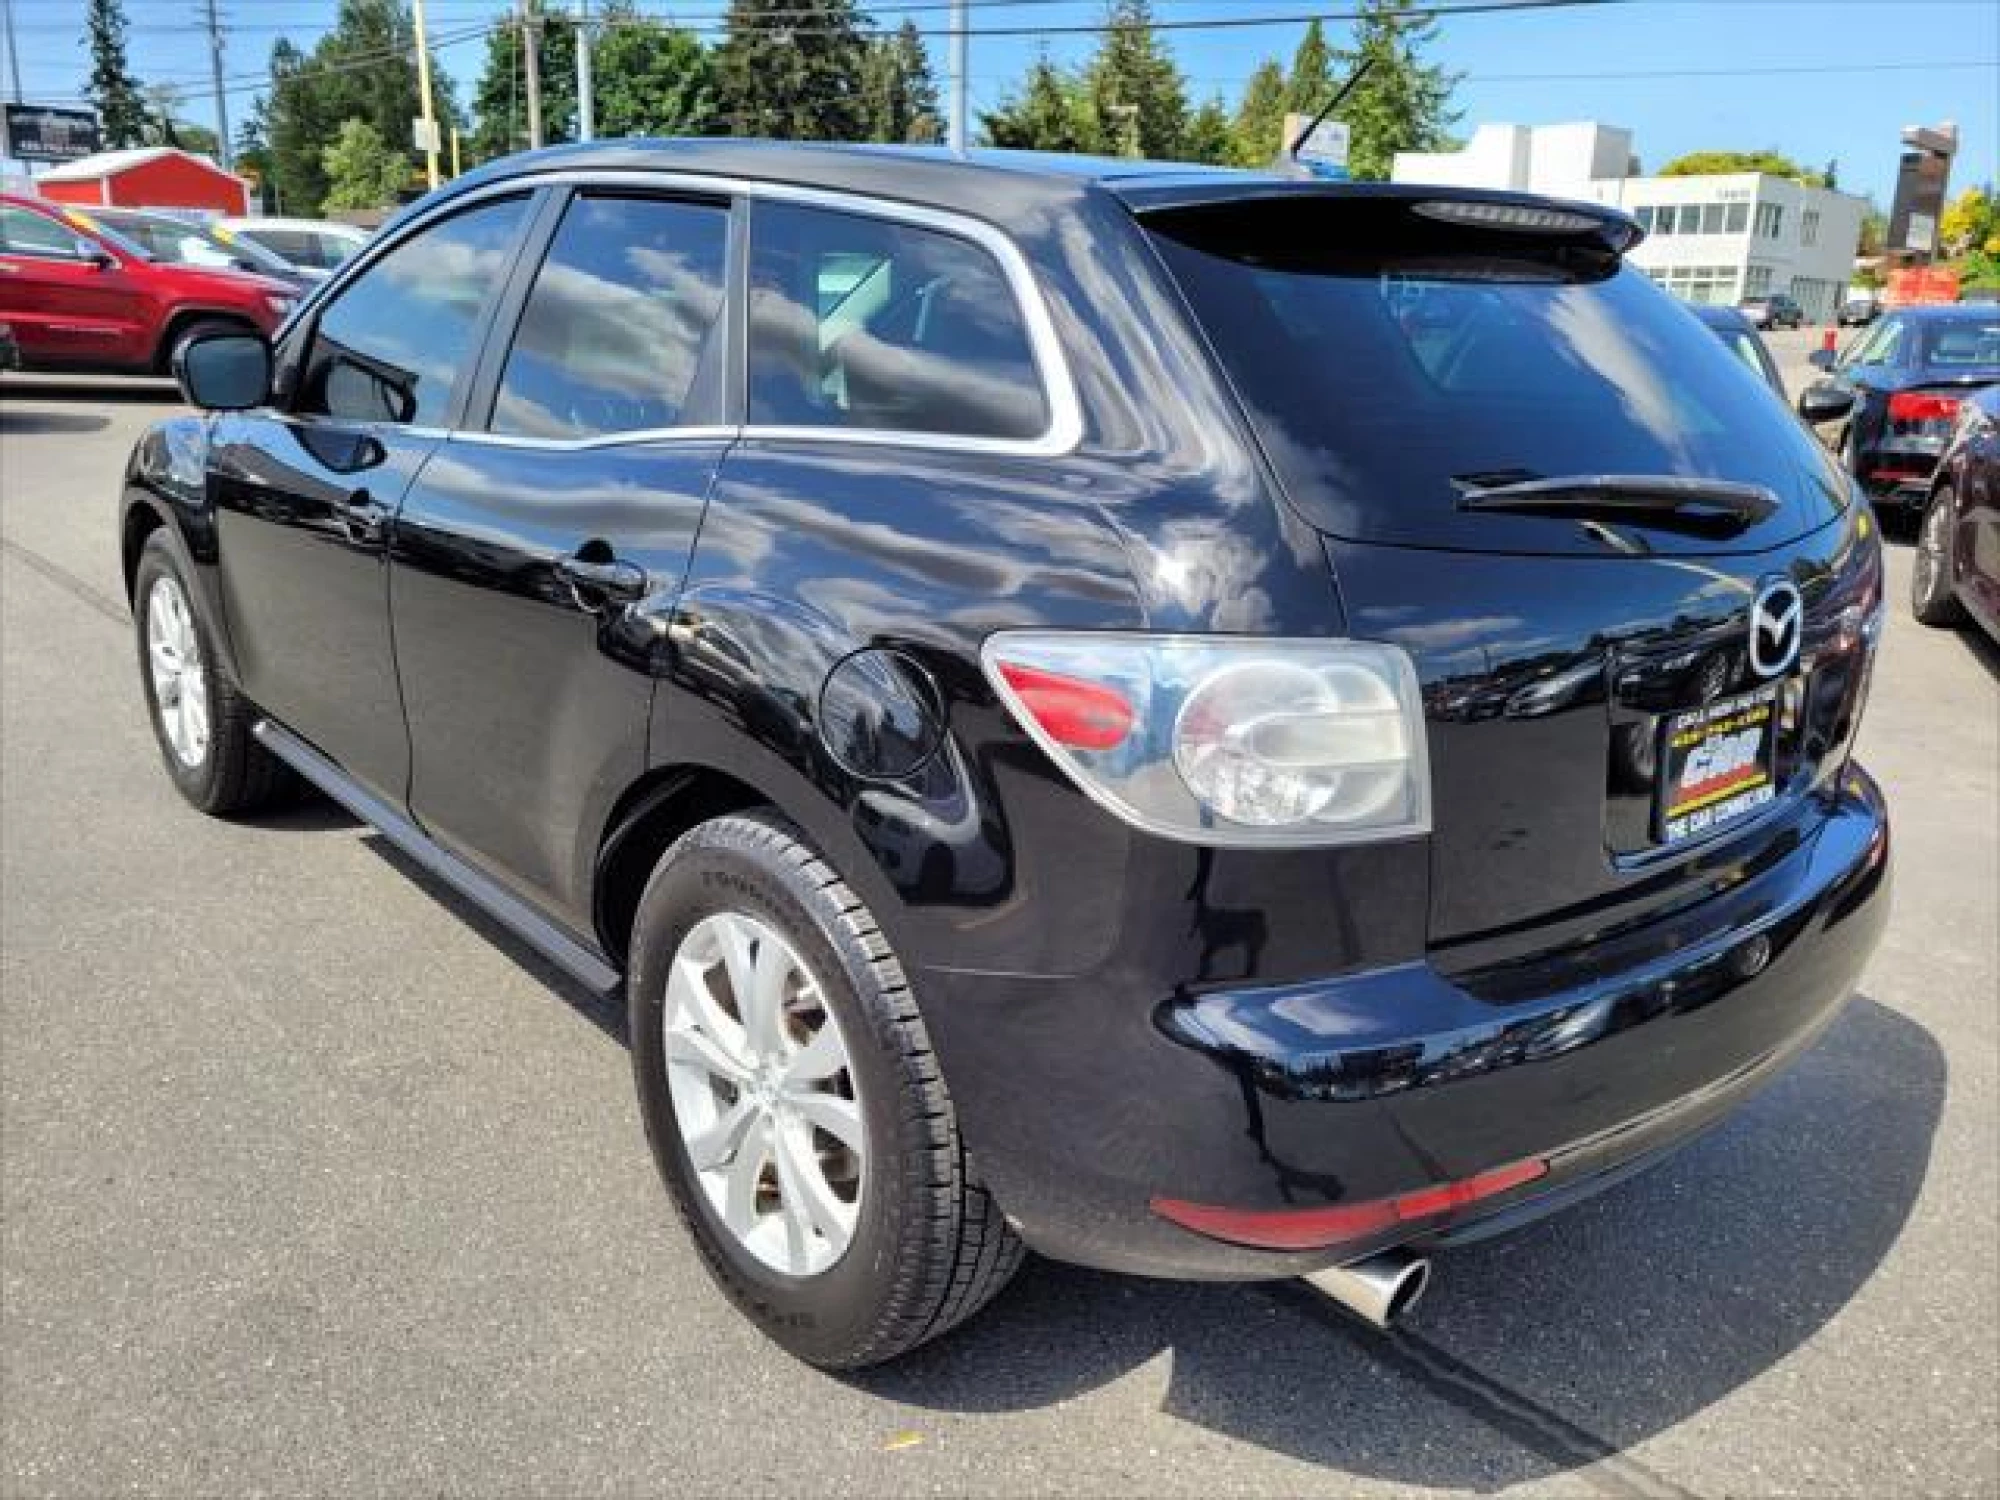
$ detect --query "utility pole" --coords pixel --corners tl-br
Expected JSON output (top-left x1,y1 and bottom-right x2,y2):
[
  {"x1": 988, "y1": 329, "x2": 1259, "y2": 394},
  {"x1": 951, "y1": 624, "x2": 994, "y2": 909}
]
[
  {"x1": 520, "y1": 0, "x2": 544, "y2": 151},
  {"x1": 2, "y1": 0, "x2": 24, "y2": 105},
  {"x1": 575, "y1": 0, "x2": 593, "y2": 143},
  {"x1": 201, "y1": 0, "x2": 231, "y2": 168},
  {"x1": 947, "y1": 0, "x2": 966, "y2": 153},
  {"x1": 412, "y1": 0, "x2": 440, "y2": 187}
]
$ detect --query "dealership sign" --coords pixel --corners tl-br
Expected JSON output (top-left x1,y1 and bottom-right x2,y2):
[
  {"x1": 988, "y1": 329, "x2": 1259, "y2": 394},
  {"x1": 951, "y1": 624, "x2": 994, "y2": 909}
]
[{"x1": 3, "y1": 105, "x2": 102, "y2": 164}]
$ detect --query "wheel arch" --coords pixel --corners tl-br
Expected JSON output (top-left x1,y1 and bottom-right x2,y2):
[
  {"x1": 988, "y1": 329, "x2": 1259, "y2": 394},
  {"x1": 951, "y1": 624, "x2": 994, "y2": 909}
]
[
  {"x1": 151, "y1": 306, "x2": 261, "y2": 375},
  {"x1": 591, "y1": 764, "x2": 773, "y2": 966}
]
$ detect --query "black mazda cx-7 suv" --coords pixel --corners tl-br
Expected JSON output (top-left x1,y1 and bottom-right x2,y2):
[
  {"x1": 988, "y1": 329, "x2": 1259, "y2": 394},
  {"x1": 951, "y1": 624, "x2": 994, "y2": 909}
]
[{"x1": 121, "y1": 142, "x2": 1890, "y2": 1367}]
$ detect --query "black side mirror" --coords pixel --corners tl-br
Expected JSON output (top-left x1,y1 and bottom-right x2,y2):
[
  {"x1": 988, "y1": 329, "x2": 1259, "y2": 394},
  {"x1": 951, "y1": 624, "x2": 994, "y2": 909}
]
[
  {"x1": 1808, "y1": 348, "x2": 1837, "y2": 371},
  {"x1": 174, "y1": 332, "x2": 272, "y2": 411},
  {"x1": 1797, "y1": 381, "x2": 1856, "y2": 424}
]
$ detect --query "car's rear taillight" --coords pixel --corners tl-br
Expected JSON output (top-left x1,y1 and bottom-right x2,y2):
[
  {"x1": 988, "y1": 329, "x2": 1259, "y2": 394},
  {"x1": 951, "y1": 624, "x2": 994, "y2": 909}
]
[
  {"x1": 1887, "y1": 392, "x2": 1962, "y2": 425},
  {"x1": 981, "y1": 633, "x2": 1431, "y2": 847}
]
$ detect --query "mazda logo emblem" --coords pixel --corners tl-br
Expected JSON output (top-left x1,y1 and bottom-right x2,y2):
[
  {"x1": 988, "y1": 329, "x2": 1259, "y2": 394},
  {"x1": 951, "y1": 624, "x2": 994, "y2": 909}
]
[{"x1": 1748, "y1": 577, "x2": 1804, "y2": 679}]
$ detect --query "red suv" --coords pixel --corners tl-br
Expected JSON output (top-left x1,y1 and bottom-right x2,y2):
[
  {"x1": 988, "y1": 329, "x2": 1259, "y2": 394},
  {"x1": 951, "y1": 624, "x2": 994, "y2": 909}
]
[{"x1": 0, "y1": 193, "x2": 297, "y2": 375}]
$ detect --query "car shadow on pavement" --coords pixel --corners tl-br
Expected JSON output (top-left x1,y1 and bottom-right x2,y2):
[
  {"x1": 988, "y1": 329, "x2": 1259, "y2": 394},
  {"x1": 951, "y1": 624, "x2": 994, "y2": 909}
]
[
  {"x1": 0, "y1": 408, "x2": 111, "y2": 436},
  {"x1": 852, "y1": 996, "x2": 1943, "y2": 1491},
  {"x1": 0, "y1": 376, "x2": 180, "y2": 404}
]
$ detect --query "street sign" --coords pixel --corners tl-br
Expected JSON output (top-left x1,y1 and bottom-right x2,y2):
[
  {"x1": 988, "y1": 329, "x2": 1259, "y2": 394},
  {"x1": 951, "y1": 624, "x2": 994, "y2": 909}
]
[
  {"x1": 3, "y1": 104, "x2": 102, "y2": 164},
  {"x1": 1285, "y1": 112, "x2": 1350, "y2": 181},
  {"x1": 411, "y1": 116, "x2": 442, "y2": 155}
]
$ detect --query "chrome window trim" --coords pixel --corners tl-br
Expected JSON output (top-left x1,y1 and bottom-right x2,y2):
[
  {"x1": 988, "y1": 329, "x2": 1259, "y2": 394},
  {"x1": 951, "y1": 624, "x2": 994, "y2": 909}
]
[
  {"x1": 329, "y1": 168, "x2": 1085, "y2": 460},
  {"x1": 449, "y1": 424, "x2": 738, "y2": 453}
]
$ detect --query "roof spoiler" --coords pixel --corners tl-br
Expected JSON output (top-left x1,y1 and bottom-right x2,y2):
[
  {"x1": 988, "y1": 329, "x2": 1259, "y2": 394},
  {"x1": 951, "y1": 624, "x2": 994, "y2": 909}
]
[{"x1": 1119, "y1": 181, "x2": 1645, "y2": 259}]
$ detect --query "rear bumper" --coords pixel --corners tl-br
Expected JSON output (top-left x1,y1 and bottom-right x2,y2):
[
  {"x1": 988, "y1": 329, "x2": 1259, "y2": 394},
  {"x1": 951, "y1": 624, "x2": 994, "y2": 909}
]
[{"x1": 921, "y1": 767, "x2": 1890, "y2": 1279}]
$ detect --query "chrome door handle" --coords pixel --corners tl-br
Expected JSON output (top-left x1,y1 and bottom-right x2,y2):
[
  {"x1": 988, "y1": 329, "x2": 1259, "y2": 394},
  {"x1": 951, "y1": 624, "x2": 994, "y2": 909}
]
[{"x1": 554, "y1": 550, "x2": 647, "y2": 606}]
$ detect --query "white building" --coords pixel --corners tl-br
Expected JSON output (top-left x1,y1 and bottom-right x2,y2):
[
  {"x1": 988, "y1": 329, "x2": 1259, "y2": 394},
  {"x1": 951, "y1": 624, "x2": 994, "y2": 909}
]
[{"x1": 1393, "y1": 122, "x2": 1867, "y2": 323}]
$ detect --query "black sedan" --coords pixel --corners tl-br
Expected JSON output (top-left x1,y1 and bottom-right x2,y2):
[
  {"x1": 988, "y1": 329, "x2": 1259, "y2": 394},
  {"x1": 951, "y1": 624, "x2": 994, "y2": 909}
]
[
  {"x1": 1912, "y1": 384, "x2": 2000, "y2": 641},
  {"x1": 1692, "y1": 303, "x2": 1784, "y2": 396},
  {"x1": 1799, "y1": 304, "x2": 2000, "y2": 520}
]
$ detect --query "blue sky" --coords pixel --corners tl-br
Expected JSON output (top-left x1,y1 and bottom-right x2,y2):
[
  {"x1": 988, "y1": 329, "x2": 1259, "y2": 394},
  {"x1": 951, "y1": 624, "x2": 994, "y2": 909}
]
[{"x1": 4, "y1": 0, "x2": 1994, "y2": 206}]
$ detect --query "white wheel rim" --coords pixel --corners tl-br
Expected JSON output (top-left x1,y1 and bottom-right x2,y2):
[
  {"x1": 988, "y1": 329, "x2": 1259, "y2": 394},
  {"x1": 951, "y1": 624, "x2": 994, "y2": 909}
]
[
  {"x1": 662, "y1": 912, "x2": 865, "y2": 1277},
  {"x1": 146, "y1": 576, "x2": 210, "y2": 768}
]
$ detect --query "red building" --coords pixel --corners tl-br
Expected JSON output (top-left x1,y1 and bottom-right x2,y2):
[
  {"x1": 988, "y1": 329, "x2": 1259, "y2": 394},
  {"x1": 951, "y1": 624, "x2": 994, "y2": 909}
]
[{"x1": 33, "y1": 147, "x2": 251, "y2": 216}]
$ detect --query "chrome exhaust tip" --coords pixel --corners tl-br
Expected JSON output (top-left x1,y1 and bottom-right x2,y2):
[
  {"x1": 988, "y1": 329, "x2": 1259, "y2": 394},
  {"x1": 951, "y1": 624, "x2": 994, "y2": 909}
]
[{"x1": 1303, "y1": 1249, "x2": 1432, "y2": 1329}]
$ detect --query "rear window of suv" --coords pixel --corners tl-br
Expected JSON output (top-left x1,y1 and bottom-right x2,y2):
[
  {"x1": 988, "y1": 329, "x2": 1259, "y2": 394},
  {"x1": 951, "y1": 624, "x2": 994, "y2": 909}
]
[{"x1": 1146, "y1": 193, "x2": 1849, "y2": 554}]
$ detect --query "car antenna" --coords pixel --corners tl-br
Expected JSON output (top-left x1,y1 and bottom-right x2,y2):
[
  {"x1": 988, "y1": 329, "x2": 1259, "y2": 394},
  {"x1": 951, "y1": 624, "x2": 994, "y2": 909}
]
[{"x1": 1287, "y1": 55, "x2": 1374, "y2": 161}]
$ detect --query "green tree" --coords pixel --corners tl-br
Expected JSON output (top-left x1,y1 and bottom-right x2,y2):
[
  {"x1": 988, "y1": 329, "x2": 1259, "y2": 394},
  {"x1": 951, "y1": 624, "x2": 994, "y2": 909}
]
[
  {"x1": 321, "y1": 117, "x2": 412, "y2": 211},
  {"x1": 1084, "y1": 0, "x2": 1187, "y2": 159},
  {"x1": 860, "y1": 20, "x2": 941, "y2": 144},
  {"x1": 470, "y1": 1, "x2": 579, "y2": 159},
  {"x1": 1659, "y1": 149, "x2": 1826, "y2": 186},
  {"x1": 1331, "y1": 0, "x2": 1459, "y2": 181},
  {"x1": 139, "y1": 82, "x2": 220, "y2": 156},
  {"x1": 263, "y1": 3, "x2": 458, "y2": 212},
  {"x1": 83, "y1": 0, "x2": 148, "y2": 148},
  {"x1": 589, "y1": 5, "x2": 715, "y2": 139},
  {"x1": 1182, "y1": 96, "x2": 1233, "y2": 166},
  {"x1": 1284, "y1": 19, "x2": 1337, "y2": 114},
  {"x1": 234, "y1": 105, "x2": 278, "y2": 213},
  {"x1": 979, "y1": 52, "x2": 1097, "y2": 153},
  {"x1": 1939, "y1": 186, "x2": 1997, "y2": 260},
  {"x1": 1230, "y1": 58, "x2": 1286, "y2": 167},
  {"x1": 714, "y1": 0, "x2": 869, "y2": 141}
]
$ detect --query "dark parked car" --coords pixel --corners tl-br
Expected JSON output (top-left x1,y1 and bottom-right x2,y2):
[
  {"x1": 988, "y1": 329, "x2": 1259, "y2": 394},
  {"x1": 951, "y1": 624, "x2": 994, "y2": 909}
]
[
  {"x1": 120, "y1": 143, "x2": 1890, "y2": 1368},
  {"x1": 1798, "y1": 304, "x2": 2000, "y2": 520},
  {"x1": 1692, "y1": 302, "x2": 1785, "y2": 396},
  {"x1": 1741, "y1": 290, "x2": 1805, "y2": 330},
  {"x1": 1838, "y1": 293, "x2": 1880, "y2": 327},
  {"x1": 1912, "y1": 384, "x2": 2000, "y2": 641},
  {"x1": 65, "y1": 205, "x2": 315, "y2": 292}
]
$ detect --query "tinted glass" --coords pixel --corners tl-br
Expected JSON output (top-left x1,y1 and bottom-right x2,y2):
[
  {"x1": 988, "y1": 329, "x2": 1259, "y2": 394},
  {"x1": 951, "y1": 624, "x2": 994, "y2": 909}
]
[
  {"x1": 1, "y1": 205, "x2": 87, "y2": 257},
  {"x1": 317, "y1": 232, "x2": 365, "y2": 267},
  {"x1": 1148, "y1": 195, "x2": 1846, "y2": 555},
  {"x1": 492, "y1": 195, "x2": 728, "y2": 439},
  {"x1": 243, "y1": 227, "x2": 320, "y2": 265},
  {"x1": 746, "y1": 200, "x2": 1048, "y2": 441},
  {"x1": 1920, "y1": 316, "x2": 2000, "y2": 369},
  {"x1": 299, "y1": 196, "x2": 527, "y2": 427}
]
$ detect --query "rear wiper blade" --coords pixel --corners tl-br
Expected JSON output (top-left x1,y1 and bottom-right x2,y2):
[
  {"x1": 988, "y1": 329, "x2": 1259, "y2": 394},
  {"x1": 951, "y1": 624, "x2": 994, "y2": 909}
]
[{"x1": 1454, "y1": 474, "x2": 1778, "y2": 536}]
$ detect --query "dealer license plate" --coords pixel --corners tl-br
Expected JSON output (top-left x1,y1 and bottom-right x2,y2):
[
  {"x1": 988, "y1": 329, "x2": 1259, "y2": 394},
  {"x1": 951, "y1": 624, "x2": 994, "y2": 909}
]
[{"x1": 1657, "y1": 686, "x2": 1779, "y2": 845}]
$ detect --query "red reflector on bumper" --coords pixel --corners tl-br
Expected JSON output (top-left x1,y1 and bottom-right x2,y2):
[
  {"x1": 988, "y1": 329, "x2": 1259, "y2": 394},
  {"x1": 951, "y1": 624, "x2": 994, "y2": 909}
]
[{"x1": 1151, "y1": 1157, "x2": 1549, "y2": 1252}]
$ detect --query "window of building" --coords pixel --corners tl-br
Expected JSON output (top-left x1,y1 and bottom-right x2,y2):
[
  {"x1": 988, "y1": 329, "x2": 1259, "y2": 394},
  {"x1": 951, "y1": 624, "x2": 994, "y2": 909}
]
[
  {"x1": 746, "y1": 200, "x2": 1049, "y2": 442},
  {"x1": 1633, "y1": 205, "x2": 1655, "y2": 233},
  {"x1": 1754, "y1": 203, "x2": 1784, "y2": 239},
  {"x1": 298, "y1": 196, "x2": 529, "y2": 427},
  {"x1": 1744, "y1": 264, "x2": 1774, "y2": 297},
  {"x1": 1802, "y1": 209, "x2": 1820, "y2": 247},
  {"x1": 491, "y1": 195, "x2": 730, "y2": 440},
  {"x1": 1725, "y1": 202, "x2": 1750, "y2": 233},
  {"x1": 1700, "y1": 203, "x2": 1726, "y2": 235}
]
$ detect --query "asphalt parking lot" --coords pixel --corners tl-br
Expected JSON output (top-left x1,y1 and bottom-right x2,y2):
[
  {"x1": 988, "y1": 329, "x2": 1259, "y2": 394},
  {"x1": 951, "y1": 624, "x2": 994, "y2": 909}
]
[{"x1": 2, "y1": 333, "x2": 1995, "y2": 1497}]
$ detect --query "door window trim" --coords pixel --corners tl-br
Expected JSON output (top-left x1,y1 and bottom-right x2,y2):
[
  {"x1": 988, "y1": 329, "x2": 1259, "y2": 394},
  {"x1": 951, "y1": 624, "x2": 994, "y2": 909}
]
[{"x1": 298, "y1": 168, "x2": 1083, "y2": 459}]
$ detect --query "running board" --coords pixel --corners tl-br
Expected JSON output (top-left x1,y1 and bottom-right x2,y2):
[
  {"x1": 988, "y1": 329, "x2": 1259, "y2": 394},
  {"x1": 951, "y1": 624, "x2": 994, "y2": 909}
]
[{"x1": 252, "y1": 720, "x2": 624, "y2": 998}]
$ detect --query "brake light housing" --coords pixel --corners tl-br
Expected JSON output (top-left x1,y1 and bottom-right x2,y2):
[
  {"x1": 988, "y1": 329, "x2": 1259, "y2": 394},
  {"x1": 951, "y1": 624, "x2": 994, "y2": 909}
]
[
  {"x1": 1887, "y1": 392, "x2": 1962, "y2": 427},
  {"x1": 982, "y1": 632, "x2": 1431, "y2": 848}
]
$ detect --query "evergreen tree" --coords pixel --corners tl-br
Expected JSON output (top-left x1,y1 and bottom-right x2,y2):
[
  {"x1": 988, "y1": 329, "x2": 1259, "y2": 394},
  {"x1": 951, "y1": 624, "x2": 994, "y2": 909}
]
[
  {"x1": 1332, "y1": 0, "x2": 1459, "y2": 181},
  {"x1": 1084, "y1": 0, "x2": 1186, "y2": 159},
  {"x1": 470, "y1": 1, "x2": 578, "y2": 159},
  {"x1": 860, "y1": 20, "x2": 941, "y2": 144},
  {"x1": 1182, "y1": 96, "x2": 1233, "y2": 166},
  {"x1": 714, "y1": 0, "x2": 869, "y2": 141},
  {"x1": 1284, "y1": 19, "x2": 1336, "y2": 114},
  {"x1": 590, "y1": 5, "x2": 715, "y2": 139},
  {"x1": 83, "y1": 0, "x2": 148, "y2": 148},
  {"x1": 1230, "y1": 58, "x2": 1286, "y2": 167},
  {"x1": 978, "y1": 52, "x2": 1097, "y2": 154}
]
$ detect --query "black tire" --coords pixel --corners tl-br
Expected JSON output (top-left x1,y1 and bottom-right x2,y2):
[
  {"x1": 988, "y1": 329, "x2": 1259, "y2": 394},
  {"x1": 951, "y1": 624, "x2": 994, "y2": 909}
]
[
  {"x1": 628, "y1": 811, "x2": 1023, "y2": 1369},
  {"x1": 1912, "y1": 487, "x2": 1968, "y2": 627},
  {"x1": 132, "y1": 532, "x2": 289, "y2": 814},
  {"x1": 156, "y1": 315, "x2": 252, "y2": 377}
]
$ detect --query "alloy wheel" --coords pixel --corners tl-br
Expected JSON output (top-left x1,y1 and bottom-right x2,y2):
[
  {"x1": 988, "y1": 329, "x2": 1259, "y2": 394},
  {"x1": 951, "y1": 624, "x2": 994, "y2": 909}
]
[
  {"x1": 661, "y1": 911, "x2": 865, "y2": 1277},
  {"x1": 1915, "y1": 493, "x2": 1951, "y2": 606},
  {"x1": 146, "y1": 576, "x2": 210, "y2": 768}
]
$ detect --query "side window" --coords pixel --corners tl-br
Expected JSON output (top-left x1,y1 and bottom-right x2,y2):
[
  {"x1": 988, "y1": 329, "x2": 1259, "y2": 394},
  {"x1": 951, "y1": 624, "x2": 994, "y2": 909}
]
[
  {"x1": 746, "y1": 200, "x2": 1050, "y2": 442},
  {"x1": 491, "y1": 194, "x2": 729, "y2": 440},
  {"x1": 1, "y1": 205, "x2": 90, "y2": 259},
  {"x1": 298, "y1": 196, "x2": 528, "y2": 427},
  {"x1": 1848, "y1": 318, "x2": 1903, "y2": 369}
]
